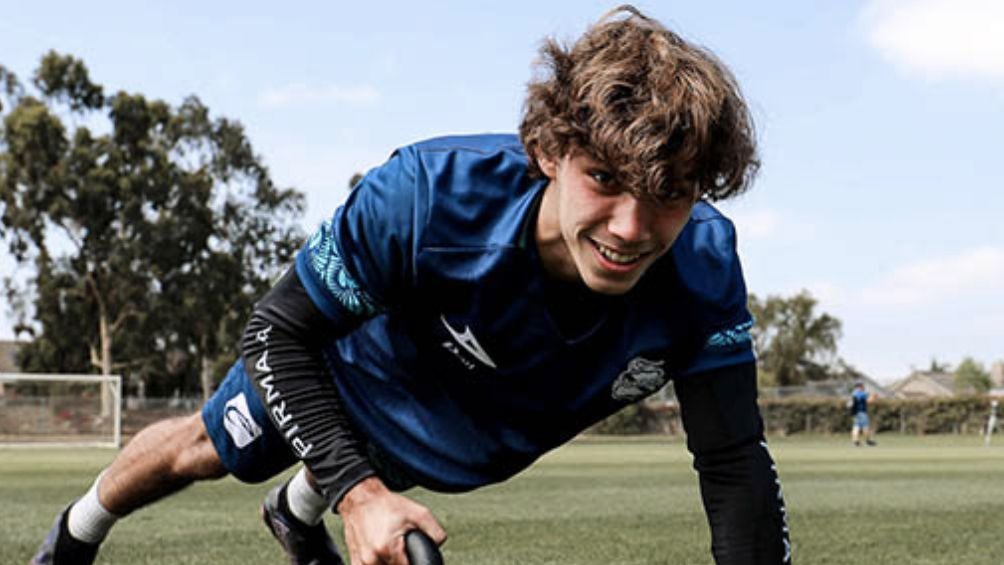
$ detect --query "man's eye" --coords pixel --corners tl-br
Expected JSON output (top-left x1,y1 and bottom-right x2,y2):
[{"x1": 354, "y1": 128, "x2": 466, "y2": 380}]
[{"x1": 590, "y1": 170, "x2": 613, "y2": 185}]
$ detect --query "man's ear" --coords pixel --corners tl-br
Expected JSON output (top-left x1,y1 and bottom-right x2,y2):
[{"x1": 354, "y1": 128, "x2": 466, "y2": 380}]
[{"x1": 536, "y1": 151, "x2": 559, "y2": 179}]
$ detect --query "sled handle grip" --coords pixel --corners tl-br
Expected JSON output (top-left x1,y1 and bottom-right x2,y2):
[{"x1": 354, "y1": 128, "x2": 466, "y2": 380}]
[{"x1": 405, "y1": 529, "x2": 444, "y2": 565}]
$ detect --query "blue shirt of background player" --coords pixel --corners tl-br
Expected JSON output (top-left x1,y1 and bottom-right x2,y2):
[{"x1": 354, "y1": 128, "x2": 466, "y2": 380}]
[
  {"x1": 851, "y1": 388, "x2": 869, "y2": 415},
  {"x1": 295, "y1": 134, "x2": 756, "y2": 491}
]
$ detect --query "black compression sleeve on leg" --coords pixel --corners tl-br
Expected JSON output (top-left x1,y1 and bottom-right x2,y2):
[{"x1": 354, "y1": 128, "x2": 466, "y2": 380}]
[
  {"x1": 674, "y1": 362, "x2": 792, "y2": 564},
  {"x1": 241, "y1": 268, "x2": 376, "y2": 509}
]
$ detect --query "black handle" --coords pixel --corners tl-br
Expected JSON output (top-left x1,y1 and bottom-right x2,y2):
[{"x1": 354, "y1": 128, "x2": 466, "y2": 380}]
[{"x1": 404, "y1": 529, "x2": 444, "y2": 565}]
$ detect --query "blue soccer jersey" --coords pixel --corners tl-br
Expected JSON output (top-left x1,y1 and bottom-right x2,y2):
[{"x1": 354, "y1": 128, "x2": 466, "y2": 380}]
[{"x1": 294, "y1": 134, "x2": 755, "y2": 491}]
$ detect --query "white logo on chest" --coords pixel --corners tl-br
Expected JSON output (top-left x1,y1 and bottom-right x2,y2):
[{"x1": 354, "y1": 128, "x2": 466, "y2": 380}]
[{"x1": 440, "y1": 315, "x2": 497, "y2": 370}]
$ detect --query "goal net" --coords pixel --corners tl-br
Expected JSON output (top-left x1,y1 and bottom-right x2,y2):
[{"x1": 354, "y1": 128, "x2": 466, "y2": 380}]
[{"x1": 0, "y1": 373, "x2": 121, "y2": 448}]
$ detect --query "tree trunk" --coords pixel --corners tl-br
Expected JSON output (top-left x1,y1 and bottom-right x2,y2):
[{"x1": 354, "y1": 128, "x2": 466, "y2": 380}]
[
  {"x1": 199, "y1": 334, "x2": 214, "y2": 402},
  {"x1": 200, "y1": 357, "x2": 213, "y2": 402},
  {"x1": 98, "y1": 309, "x2": 115, "y2": 418}
]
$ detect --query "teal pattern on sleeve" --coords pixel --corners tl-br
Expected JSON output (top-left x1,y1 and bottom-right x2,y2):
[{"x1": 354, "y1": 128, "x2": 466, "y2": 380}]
[
  {"x1": 305, "y1": 221, "x2": 382, "y2": 317},
  {"x1": 704, "y1": 319, "x2": 754, "y2": 350}
]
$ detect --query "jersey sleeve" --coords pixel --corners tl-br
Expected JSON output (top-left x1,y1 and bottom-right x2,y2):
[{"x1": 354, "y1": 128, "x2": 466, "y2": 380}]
[
  {"x1": 673, "y1": 208, "x2": 756, "y2": 376},
  {"x1": 687, "y1": 318, "x2": 755, "y2": 376},
  {"x1": 295, "y1": 147, "x2": 419, "y2": 328}
]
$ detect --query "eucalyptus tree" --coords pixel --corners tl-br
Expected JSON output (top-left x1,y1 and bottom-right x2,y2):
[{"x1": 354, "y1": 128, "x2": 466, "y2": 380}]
[
  {"x1": 748, "y1": 291, "x2": 843, "y2": 387},
  {"x1": 0, "y1": 52, "x2": 304, "y2": 399}
]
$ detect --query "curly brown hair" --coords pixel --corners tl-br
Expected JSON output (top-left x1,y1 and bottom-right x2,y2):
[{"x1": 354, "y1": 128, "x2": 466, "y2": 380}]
[{"x1": 519, "y1": 5, "x2": 758, "y2": 201}]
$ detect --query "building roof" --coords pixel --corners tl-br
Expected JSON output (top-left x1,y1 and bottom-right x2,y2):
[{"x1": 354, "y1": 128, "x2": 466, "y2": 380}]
[{"x1": 888, "y1": 370, "x2": 956, "y2": 398}]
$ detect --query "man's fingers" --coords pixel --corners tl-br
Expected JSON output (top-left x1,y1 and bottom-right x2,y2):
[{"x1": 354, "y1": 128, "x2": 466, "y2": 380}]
[
  {"x1": 420, "y1": 522, "x2": 447, "y2": 546},
  {"x1": 410, "y1": 508, "x2": 447, "y2": 545}
]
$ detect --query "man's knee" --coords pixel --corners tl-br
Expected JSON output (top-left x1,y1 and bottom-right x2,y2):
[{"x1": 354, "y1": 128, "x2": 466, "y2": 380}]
[
  {"x1": 128, "y1": 412, "x2": 226, "y2": 481},
  {"x1": 170, "y1": 412, "x2": 228, "y2": 479}
]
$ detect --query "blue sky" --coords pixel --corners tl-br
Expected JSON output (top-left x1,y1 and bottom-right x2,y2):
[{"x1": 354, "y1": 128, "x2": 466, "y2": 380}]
[{"x1": 1, "y1": 0, "x2": 1002, "y2": 382}]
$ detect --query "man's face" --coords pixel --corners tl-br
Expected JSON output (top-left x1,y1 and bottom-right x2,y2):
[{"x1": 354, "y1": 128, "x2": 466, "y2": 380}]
[{"x1": 536, "y1": 150, "x2": 697, "y2": 295}]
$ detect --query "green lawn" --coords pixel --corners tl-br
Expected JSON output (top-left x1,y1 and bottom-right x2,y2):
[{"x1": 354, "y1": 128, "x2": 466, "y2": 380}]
[{"x1": 4, "y1": 435, "x2": 1004, "y2": 564}]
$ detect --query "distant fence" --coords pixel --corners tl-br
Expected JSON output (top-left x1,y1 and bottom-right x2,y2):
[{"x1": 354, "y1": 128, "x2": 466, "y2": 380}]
[
  {"x1": 110, "y1": 395, "x2": 1000, "y2": 440},
  {"x1": 121, "y1": 396, "x2": 202, "y2": 437},
  {"x1": 592, "y1": 396, "x2": 998, "y2": 436}
]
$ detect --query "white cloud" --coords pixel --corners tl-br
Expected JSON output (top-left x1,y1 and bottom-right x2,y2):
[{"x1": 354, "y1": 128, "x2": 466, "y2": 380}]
[
  {"x1": 731, "y1": 208, "x2": 781, "y2": 240},
  {"x1": 726, "y1": 206, "x2": 820, "y2": 246},
  {"x1": 861, "y1": 0, "x2": 1004, "y2": 80},
  {"x1": 258, "y1": 83, "x2": 381, "y2": 108},
  {"x1": 860, "y1": 246, "x2": 1004, "y2": 307}
]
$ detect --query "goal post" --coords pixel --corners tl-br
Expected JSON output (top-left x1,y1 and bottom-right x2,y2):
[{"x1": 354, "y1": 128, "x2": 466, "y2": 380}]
[{"x1": 0, "y1": 373, "x2": 122, "y2": 448}]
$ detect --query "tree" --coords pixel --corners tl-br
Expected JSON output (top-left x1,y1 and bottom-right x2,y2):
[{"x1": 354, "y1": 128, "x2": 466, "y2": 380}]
[
  {"x1": 748, "y1": 290, "x2": 842, "y2": 387},
  {"x1": 954, "y1": 357, "x2": 991, "y2": 394},
  {"x1": 927, "y1": 358, "x2": 952, "y2": 373},
  {"x1": 0, "y1": 52, "x2": 304, "y2": 399}
]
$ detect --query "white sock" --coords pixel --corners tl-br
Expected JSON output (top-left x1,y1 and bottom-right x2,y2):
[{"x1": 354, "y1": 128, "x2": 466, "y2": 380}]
[
  {"x1": 285, "y1": 467, "x2": 328, "y2": 526},
  {"x1": 67, "y1": 472, "x2": 120, "y2": 544}
]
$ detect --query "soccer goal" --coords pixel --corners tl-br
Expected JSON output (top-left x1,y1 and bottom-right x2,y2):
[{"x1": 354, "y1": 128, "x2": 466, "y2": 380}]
[{"x1": 0, "y1": 373, "x2": 121, "y2": 448}]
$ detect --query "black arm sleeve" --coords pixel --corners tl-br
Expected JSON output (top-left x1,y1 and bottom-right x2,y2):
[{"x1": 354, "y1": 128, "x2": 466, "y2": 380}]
[
  {"x1": 241, "y1": 267, "x2": 376, "y2": 509},
  {"x1": 674, "y1": 362, "x2": 792, "y2": 564}
]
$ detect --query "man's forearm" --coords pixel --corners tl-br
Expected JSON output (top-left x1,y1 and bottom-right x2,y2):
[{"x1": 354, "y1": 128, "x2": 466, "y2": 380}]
[
  {"x1": 674, "y1": 362, "x2": 792, "y2": 564},
  {"x1": 694, "y1": 437, "x2": 791, "y2": 564},
  {"x1": 241, "y1": 268, "x2": 375, "y2": 507}
]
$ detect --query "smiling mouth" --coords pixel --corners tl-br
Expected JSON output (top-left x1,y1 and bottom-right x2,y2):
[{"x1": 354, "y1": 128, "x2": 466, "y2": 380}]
[{"x1": 592, "y1": 240, "x2": 646, "y2": 265}]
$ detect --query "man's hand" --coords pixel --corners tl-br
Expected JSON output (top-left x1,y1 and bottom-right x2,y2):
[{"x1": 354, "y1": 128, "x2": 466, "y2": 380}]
[{"x1": 338, "y1": 476, "x2": 447, "y2": 565}]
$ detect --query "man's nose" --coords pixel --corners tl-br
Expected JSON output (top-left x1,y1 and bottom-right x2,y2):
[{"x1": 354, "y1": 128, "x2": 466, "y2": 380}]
[{"x1": 607, "y1": 193, "x2": 650, "y2": 242}]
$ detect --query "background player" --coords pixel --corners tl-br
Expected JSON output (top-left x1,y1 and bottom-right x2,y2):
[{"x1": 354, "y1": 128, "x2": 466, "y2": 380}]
[
  {"x1": 986, "y1": 399, "x2": 999, "y2": 446},
  {"x1": 849, "y1": 381, "x2": 877, "y2": 446}
]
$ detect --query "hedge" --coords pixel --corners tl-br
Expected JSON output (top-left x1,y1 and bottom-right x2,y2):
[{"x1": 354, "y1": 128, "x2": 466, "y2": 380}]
[{"x1": 591, "y1": 396, "x2": 998, "y2": 436}]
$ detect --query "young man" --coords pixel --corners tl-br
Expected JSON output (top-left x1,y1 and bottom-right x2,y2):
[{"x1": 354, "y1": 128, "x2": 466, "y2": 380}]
[
  {"x1": 849, "y1": 381, "x2": 876, "y2": 446},
  {"x1": 32, "y1": 6, "x2": 791, "y2": 565}
]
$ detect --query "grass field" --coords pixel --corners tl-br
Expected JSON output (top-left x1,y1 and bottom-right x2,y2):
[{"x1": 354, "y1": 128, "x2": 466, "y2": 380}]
[{"x1": 4, "y1": 435, "x2": 1004, "y2": 564}]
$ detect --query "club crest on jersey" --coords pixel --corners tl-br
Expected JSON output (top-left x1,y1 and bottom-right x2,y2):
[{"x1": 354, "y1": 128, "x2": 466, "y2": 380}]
[
  {"x1": 611, "y1": 357, "x2": 667, "y2": 401},
  {"x1": 440, "y1": 314, "x2": 497, "y2": 370}
]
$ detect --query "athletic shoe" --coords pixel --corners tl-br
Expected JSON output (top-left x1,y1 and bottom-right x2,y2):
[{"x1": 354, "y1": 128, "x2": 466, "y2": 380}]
[
  {"x1": 261, "y1": 484, "x2": 344, "y2": 565},
  {"x1": 29, "y1": 504, "x2": 99, "y2": 565},
  {"x1": 866, "y1": 439, "x2": 877, "y2": 446}
]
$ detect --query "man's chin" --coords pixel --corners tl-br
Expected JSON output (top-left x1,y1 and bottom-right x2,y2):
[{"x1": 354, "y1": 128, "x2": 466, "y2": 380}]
[{"x1": 581, "y1": 272, "x2": 641, "y2": 296}]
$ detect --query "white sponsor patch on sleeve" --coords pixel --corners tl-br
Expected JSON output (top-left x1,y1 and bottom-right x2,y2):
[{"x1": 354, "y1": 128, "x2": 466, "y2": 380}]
[{"x1": 223, "y1": 393, "x2": 263, "y2": 448}]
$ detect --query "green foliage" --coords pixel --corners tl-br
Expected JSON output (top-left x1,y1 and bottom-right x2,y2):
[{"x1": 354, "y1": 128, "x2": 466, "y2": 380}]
[
  {"x1": 592, "y1": 396, "x2": 999, "y2": 436},
  {"x1": 0, "y1": 65, "x2": 25, "y2": 112},
  {"x1": 32, "y1": 51, "x2": 104, "y2": 112},
  {"x1": 0, "y1": 52, "x2": 305, "y2": 396},
  {"x1": 748, "y1": 290, "x2": 843, "y2": 386},
  {"x1": 955, "y1": 356, "x2": 992, "y2": 394},
  {"x1": 763, "y1": 396, "x2": 996, "y2": 435},
  {"x1": 586, "y1": 405, "x2": 674, "y2": 435}
]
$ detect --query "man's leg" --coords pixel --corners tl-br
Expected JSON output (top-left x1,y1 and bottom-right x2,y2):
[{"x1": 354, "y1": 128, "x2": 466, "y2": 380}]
[
  {"x1": 261, "y1": 467, "x2": 344, "y2": 565},
  {"x1": 865, "y1": 424, "x2": 877, "y2": 446},
  {"x1": 101, "y1": 412, "x2": 227, "y2": 513},
  {"x1": 31, "y1": 412, "x2": 226, "y2": 565},
  {"x1": 202, "y1": 358, "x2": 343, "y2": 565}
]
